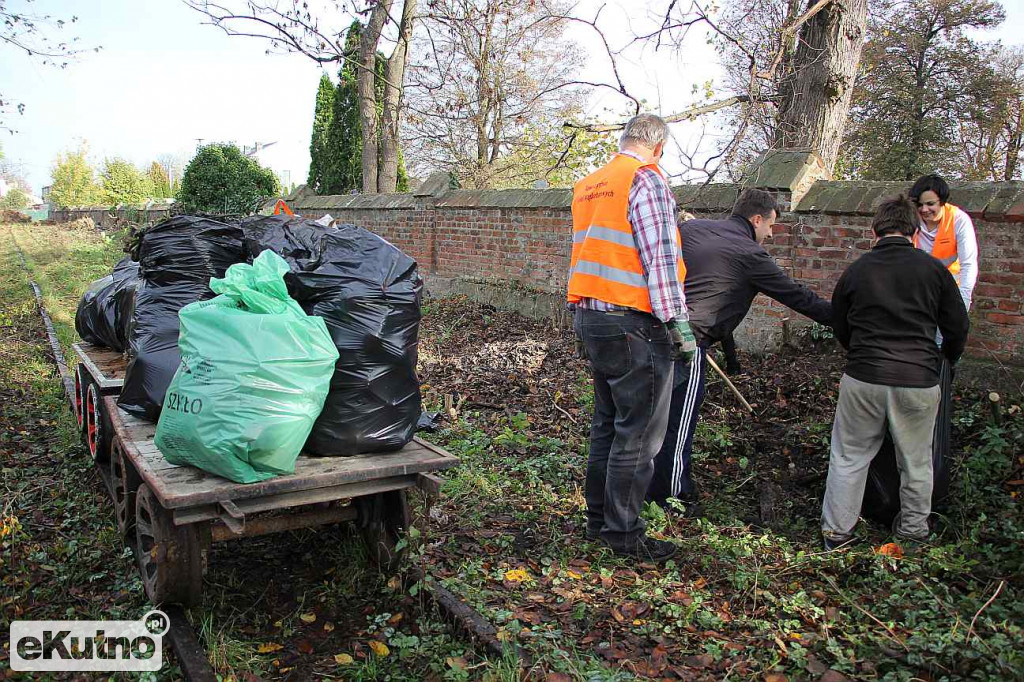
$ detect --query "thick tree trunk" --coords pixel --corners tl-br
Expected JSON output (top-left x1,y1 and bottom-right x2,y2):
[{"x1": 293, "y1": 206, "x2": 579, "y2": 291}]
[
  {"x1": 358, "y1": 1, "x2": 392, "y2": 194},
  {"x1": 379, "y1": 0, "x2": 417, "y2": 193},
  {"x1": 773, "y1": 0, "x2": 868, "y2": 176}
]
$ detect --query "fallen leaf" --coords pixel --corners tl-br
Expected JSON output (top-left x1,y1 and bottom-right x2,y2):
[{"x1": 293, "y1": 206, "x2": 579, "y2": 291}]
[
  {"x1": 387, "y1": 612, "x2": 403, "y2": 625},
  {"x1": 670, "y1": 590, "x2": 694, "y2": 606},
  {"x1": 446, "y1": 656, "x2": 468, "y2": 670},
  {"x1": 819, "y1": 671, "x2": 851, "y2": 682},
  {"x1": 300, "y1": 612, "x2": 317, "y2": 624},
  {"x1": 296, "y1": 639, "x2": 314, "y2": 654},
  {"x1": 567, "y1": 570, "x2": 582, "y2": 580},
  {"x1": 387, "y1": 575, "x2": 402, "y2": 590},
  {"x1": 323, "y1": 622, "x2": 335, "y2": 633},
  {"x1": 334, "y1": 653, "x2": 354, "y2": 665},
  {"x1": 693, "y1": 577, "x2": 708, "y2": 589},
  {"x1": 545, "y1": 674, "x2": 573, "y2": 682},
  {"x1": 368, "y1": 640, "x2": 389, "y2": 657},
  {"x1": 256, "y1": 643, "x2": 283, "y2": 654},
  {"x1": 876, "y1": 543, "x2": 904, "y2": 558},
  {"x1": 504, "y1": 568, "x2": 530, "y2": 583},
  {"x1": 763, "y1": 674, "x2": 788, "y2": 682},
  {"x1": 684, "y1": 653, "x2": 714, "y2": 668}
]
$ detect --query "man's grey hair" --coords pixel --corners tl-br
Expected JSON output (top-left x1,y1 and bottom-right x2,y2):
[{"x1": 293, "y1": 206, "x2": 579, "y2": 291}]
[{"x1": 619, "y1": 113, "x2": 670, "y2": 150}]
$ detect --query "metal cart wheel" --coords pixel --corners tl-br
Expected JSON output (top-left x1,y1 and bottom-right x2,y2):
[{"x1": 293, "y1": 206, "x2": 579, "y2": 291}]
[
  {"x1": 111, "y1": 439, "x2": 142, "y2": 536},
  {"x1": 355, "y1": 489, "x2": 410, "y2": 572},
  {"x1": 135, "y1": 484, "x2": 204, "y2": 606},
  {"x1": 74, "y1": 364, "x2": 87, "y2": 433},
  {"x1": 85, "y1": 383, "x2": 112, "y2": 463}
]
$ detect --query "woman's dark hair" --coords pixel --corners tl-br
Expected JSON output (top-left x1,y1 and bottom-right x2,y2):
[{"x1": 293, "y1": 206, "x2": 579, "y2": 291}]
[
  {"x1": 872, "y1": 194, "x2": 919, "y2": 238},
  {"x1": 909, "y1": 173, "x2": 950, "y2": 204}
]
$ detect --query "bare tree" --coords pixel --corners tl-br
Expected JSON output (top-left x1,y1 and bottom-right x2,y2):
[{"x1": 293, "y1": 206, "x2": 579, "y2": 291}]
[
  {"x1": 183, "y1": 0, "x2": 416, "y2": 193},
  {"x1": 403, "y1": 0, "x2": 586, "y2": 188},
  {"x1": 951, "y1": 45, "x2": 1024, "y2": 181},
  {"x1": 565, "y1": 0, "x2": 868, "y2": 181}
]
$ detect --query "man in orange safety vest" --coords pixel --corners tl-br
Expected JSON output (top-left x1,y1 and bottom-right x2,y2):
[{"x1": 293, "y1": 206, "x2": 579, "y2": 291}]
[{"x1": 569, "y1": 113, "x2": 696, "y2": 564}]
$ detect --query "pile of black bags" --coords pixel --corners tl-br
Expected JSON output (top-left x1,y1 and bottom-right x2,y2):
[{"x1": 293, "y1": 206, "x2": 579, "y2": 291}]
[
  {"x1": 74, "y1": 257, "x2": 141, "y2": 352},
  {"x1": 243, "y1": 215, "x2": 423, "y2": 455},
  {"x1": 117, "y1": 217, "x2": 246, "y2": 421},
  {"x1": 76, "y1": 213, "x2": 423, "y2": 455}
]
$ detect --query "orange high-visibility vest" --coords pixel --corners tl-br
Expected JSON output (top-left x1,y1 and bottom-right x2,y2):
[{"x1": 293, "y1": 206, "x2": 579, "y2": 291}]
[
  {"x1": 567, "y1": 154, "x2": 686, "y2": 313},
  {"x1": 915, "y1": 202, "x2": 961, "y2": 280}
]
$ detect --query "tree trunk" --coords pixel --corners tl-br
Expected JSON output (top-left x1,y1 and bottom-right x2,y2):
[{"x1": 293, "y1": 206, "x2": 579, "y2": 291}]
[
  {"x1": 773, "y1": 0, "x2": 868, "y2": 176},
  {"x1": 378, "y1": 0, "x2": 417, "y2": 193},
  {"x1": 358, "y1": 1, "x2": 392, "y2": 193}
]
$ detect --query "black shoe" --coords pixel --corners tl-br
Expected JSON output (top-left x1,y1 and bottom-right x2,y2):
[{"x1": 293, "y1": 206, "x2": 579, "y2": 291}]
[
  {"x1": 585, "y1": 526, "x2": 601, "y2": 541},
  {"x1": 610, "y1": 535, "x2": 677, "y2": 563},
  {"x1": 822, "y1": 535, "x2": 861, "y2": 552}
]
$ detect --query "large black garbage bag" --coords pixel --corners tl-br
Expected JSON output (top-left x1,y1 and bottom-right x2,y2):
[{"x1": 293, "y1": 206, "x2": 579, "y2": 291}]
[
  {"x1": 74, "y1": 257, "x2": 141, "y2": 352},
  {"x1": 240, "y1": 215, "x2": 332, "y2": 270},
  {"x1": 110, "y1": 258, "x2": 142, "y2": 351},
  {"x1": 287, "y1": 225, "x2": 422, "y2": 455},
  {"x1": 138, "y1": 216, "x2": 245, "y2": 286},
  {"x1": 117, "y1": 280, "x2": 211, "y2": 421},
  {"x1": 862, "y1": 358, "x2": 953, "y2": 525}
]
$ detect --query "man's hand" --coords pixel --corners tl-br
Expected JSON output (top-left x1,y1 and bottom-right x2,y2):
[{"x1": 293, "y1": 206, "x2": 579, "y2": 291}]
[{"x1": 669, "y1": 319, "x2": 697, "y2": 363}]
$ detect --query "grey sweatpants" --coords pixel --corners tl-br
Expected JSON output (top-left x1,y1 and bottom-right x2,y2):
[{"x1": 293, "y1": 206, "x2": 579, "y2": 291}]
[{"x1": 822, "y1": 374, "x2": 941, "y2": 541}]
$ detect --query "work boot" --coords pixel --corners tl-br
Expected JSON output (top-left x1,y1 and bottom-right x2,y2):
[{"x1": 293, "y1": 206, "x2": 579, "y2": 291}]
[
  {"x1": 610, "y1": 535, "x2": 677, "y2": 563},
  {"x1": 822, "y1": 535, "x2": 861, "y2": 552}
]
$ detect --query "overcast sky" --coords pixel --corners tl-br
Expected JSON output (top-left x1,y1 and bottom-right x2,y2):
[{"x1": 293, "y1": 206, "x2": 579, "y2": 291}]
[{"x1": 2, "y1": 0, "x2": 1022, "y2": 194}]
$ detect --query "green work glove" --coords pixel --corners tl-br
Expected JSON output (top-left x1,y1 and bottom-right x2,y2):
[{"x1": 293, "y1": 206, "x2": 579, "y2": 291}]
[{"x1": 669, "y1": 319, "x2": 698, "y2": 363}]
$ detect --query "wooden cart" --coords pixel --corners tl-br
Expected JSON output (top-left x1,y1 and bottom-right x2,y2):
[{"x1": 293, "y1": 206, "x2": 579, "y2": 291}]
[{"x1": 72, "y1": 342, "x2": 458, "y2": 606}]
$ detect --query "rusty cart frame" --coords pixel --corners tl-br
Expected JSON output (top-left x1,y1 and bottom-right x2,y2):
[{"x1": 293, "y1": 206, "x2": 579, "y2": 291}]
[{"x1": 72, "y1": 342, "x2": 458, "y2": 607}]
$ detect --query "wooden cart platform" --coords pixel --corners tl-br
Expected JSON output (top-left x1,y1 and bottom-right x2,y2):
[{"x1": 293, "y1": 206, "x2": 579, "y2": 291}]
[{"x1": 72, "y1": 342, "x2": 459, "y2": 606}]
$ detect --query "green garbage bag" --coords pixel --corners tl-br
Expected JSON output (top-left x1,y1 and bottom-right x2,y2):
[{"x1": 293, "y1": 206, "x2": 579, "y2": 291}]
[{"x1": 155, "y1": 250, "x2": 339, "y2": 483}]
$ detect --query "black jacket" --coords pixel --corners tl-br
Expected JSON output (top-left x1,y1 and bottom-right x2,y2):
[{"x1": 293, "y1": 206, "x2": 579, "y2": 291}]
[
  {"x1": 680, "y1": 215, "x2": 833, "y2": 345},
  {"x1": 832, "y1": 236, "x2": 970, "y2": 388}
]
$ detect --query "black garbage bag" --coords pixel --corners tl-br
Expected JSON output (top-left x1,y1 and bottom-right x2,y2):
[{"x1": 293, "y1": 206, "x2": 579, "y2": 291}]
[
  {"x1": 240, "y1": 215, "x2": 332, "y2": 270},
  {"x1": 74, "y1": 257, "x2": 141, "y2": 352},
  {"x1": 117, "y1": 280, "x2": 213, "y2": 421},
  {"x1": 110, "y1": 258, "x2": 142, "y2": 351},
  {"x1": 138, "y1": 216, "x2": 245, "y2": 286},
  {"x1": 862, "y1": 358, "x2": 953, "y2": 525},
  {"x1": 287, "y1": 225, "x2": 422, "y2": 455}
]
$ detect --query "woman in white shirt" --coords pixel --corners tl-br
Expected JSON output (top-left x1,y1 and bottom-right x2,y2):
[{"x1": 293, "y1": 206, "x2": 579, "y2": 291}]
[{"x1": 908, "y1": 173, "x2": 980, "y2": 310}]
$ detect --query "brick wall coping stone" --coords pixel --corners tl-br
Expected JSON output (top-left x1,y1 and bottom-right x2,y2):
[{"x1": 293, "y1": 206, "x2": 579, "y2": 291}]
[{"x1": 796, "y1": 180, "x2": 1024, "y2": 220}]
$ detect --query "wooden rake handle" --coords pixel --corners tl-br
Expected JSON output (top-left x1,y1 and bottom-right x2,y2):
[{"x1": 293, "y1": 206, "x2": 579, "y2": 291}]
[{"x1": 704, "y1": 352, "x2": 754, "y2": 413}]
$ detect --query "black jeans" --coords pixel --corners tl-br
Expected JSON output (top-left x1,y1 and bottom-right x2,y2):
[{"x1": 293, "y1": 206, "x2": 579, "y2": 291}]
[{"x1": 574, "y1": 308, "x2": 674, "y2": 549}]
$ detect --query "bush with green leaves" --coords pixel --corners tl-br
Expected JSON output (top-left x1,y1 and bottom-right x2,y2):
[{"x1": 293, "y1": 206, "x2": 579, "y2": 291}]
[
  {"x1": 1, "y1": 187, "x2": 29, "y2": 210},
  {"x1": 100, "y1": 158, "x2": 152, "y2": 206},
  {"x1": 178, "y1": 144, "x2": 279, "y2": 215}
]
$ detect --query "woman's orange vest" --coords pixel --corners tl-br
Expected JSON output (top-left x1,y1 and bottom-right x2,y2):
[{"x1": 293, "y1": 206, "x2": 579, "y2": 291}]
[
  {"x1": 915, "y1": 202, "x2": 961, "y2": 279},
  {"x1": 567, "y1": 154, "x2": 686, "y2": 313}
]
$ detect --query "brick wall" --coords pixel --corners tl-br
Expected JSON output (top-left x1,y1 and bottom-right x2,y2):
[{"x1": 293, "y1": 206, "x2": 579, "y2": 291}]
[{"x1": 287, "y1": 179, "x2": 1024, "y2": 368}]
